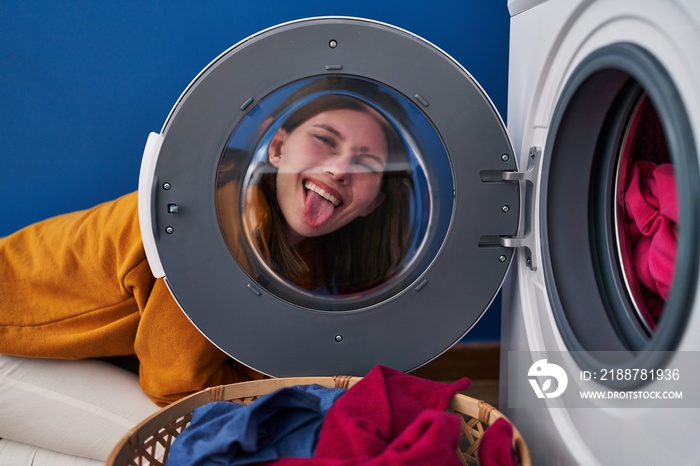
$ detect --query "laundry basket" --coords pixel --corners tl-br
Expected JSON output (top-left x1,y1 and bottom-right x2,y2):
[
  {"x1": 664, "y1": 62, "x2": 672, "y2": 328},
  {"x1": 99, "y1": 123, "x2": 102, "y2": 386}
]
[{"x1": 107, "y1": 376, "x2": 530, "y2": 466}]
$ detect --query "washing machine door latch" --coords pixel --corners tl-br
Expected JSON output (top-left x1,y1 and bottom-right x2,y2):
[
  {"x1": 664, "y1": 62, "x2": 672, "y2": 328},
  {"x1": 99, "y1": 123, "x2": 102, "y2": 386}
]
[{"x1": 499, "y1": 146, "x2": 541, "y2": 271}]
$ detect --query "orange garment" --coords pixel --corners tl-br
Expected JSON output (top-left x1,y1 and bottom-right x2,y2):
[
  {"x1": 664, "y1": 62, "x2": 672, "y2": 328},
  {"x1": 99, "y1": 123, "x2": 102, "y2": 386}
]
[{"x1": 0, "y1": 192, "x2": 262, "y2": 406}]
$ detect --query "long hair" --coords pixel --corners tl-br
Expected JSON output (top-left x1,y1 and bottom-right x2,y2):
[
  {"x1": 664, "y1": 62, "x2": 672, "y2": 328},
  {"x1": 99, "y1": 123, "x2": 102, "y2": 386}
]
[{"x1": 261, "y1": 92, "x2": 413, "y2": 293}]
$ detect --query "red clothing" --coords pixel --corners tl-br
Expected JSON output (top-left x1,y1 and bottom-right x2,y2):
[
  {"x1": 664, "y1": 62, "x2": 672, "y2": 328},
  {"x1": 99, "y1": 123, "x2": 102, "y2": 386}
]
[
  {"x1": 268, "y1": 366, "x2": 470, "y2": 466},
  {"x1": 624, "y1": 161, "x2": 678, "y2": 320}
]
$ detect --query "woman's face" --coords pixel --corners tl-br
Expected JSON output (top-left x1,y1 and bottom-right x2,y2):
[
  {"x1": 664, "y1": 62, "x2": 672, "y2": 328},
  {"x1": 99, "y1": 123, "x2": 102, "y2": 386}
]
[{"x1": 268, "y1": 106, "x2": 389, "y2": 244}]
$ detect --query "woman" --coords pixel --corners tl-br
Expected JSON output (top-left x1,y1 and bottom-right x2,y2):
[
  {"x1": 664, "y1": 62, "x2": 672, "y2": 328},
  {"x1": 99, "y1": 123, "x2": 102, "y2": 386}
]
[{"x1": 0, "y1": 80, "x2": 414, "y2": 406}]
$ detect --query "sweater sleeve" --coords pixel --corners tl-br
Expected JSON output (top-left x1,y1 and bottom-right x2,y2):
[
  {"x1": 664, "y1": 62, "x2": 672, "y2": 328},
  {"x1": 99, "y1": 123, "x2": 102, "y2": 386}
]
[
  {"x1": 133, "y1": 275, "x2": 263, "y2": 406},
  {"x1": 116, "y1": 193, "x2": 264, "y2": 405},
  {"x1": 0, "y1": 191, "x2": 262, "y2": 406}
]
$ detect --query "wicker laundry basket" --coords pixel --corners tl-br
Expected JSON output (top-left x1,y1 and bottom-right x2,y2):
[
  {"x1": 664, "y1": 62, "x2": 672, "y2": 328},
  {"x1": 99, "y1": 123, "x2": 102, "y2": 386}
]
[{"x1": 107, "y1": 376, "x2": 530, "y2": 466}]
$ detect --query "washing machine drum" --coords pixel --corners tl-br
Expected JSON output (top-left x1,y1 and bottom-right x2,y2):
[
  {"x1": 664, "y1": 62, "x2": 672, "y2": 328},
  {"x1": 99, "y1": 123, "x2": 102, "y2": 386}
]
[{"x1": 138, "y1": 17, "x2": 518, "y2": 377}]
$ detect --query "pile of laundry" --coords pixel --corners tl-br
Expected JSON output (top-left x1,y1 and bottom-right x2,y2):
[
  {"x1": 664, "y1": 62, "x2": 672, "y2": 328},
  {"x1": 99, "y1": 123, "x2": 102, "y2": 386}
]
[
  {"x1": 624, "y1": 160, "x2": 677, "y2": 320},
  {"x1": 166, "y1": 365, "x2": 515, "y2": 466}
]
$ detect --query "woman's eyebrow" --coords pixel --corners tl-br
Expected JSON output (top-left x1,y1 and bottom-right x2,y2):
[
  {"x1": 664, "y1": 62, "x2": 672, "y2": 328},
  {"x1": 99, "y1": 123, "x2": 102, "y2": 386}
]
[{"x1": 312, "y1": 124, "x2": 344, "y2": 140}]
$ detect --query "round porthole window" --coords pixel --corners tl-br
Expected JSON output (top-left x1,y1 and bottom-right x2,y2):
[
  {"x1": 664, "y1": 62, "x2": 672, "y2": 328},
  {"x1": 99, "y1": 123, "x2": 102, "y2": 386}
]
[{"x1": 215, "y1": 76, "x2": 451, "y2": 311}]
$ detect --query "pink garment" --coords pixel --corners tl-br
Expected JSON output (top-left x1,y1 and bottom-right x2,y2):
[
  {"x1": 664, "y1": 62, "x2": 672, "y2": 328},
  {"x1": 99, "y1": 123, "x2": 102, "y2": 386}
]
[
  {"x1": 478, "y1": 418, "x2": 515, "y2": 466},
  {"x1": 624, "y1": 161, "x2": 677, "y2": 319},
  {"x1": 266, "y1": 365, "x2": 470, "y2": 466}
]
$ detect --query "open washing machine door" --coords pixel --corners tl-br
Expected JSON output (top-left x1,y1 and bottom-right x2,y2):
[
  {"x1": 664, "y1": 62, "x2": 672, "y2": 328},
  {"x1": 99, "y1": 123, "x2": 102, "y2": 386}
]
[
  {"x1": 137, "y1": 17, "x2": 521, "y2": 377},
  {"x1": 502, "y1": 1, "x2": 700, "y2": 461}
]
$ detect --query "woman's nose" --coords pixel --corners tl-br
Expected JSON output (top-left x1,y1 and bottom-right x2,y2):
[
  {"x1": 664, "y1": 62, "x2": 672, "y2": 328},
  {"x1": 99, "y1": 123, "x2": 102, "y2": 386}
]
[{"x1": 325, "y1": 155, "x2": 352, "y2": 183}]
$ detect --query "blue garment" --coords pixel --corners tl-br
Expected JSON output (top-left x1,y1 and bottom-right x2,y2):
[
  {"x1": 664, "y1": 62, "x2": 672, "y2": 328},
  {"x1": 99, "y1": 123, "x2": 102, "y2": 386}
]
[{"x1": 166, "y1": 384, "x2": 345, "y2": 466}]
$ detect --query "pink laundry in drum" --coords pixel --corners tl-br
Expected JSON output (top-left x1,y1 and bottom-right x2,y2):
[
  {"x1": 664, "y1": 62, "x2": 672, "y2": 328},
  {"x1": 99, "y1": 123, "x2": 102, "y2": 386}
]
[{"x1": 624, "y1": 160, "x2": 678, "y2": 321}]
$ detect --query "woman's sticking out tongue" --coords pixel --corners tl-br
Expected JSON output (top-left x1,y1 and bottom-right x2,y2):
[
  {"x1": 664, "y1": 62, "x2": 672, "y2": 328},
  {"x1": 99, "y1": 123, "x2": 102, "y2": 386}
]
[{"x1": 304, "y1": 190, "x2": 335, "y2": 227}]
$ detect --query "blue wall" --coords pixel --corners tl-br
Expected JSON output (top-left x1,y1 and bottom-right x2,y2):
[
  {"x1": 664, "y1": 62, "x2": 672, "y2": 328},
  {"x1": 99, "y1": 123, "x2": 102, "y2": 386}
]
[{"x1": 0, "y1": 1, "x2": 510, "y2": 341}]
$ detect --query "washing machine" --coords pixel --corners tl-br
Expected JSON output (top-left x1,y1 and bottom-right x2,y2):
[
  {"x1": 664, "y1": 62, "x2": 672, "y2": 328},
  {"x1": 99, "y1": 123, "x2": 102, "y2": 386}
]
[
  {"x1": 500, "y1": 0, "x2": 700, "y2": 464},
  {"x1": 138, "y1": 17, "x2": 521, "y2": 379}
]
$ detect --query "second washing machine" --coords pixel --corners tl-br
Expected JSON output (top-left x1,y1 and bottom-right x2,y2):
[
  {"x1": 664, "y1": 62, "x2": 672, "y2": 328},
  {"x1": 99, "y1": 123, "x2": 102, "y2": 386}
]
[{"x1": 502, "y1": 0, "x2": 700, "y2": 464}]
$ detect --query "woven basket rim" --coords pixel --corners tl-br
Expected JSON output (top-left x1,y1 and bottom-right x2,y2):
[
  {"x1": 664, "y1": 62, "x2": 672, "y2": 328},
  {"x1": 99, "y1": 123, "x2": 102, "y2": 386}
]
[{"x1": 107, "y1": 376, "x2": 530, "y2": 466}]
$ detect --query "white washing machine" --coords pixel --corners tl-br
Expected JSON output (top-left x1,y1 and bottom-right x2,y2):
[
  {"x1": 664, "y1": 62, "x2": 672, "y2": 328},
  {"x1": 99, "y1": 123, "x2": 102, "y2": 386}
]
[{"x1": 501, "y1": 0, "x2": 700, "y2": 464}]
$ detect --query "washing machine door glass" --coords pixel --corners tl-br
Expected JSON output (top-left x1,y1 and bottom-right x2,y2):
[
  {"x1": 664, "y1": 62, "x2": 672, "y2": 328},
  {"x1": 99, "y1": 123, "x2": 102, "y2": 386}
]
[
  {"x1": 216, "y1": 76, "x2": 448, "y2": 311},
  {"x1": 142, "y1": 18, "x2": 518, "y2": 377}
]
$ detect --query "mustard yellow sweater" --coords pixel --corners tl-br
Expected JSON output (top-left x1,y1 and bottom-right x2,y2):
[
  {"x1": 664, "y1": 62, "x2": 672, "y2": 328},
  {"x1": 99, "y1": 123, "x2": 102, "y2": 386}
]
[{"x1": 0, "y1": 192, "x2": 262, "y2": 406}]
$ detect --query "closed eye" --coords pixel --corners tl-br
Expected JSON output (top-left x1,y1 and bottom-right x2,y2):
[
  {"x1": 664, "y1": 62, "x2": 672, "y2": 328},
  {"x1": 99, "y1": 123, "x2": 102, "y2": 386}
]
[
  {"x1": 354, "y1": 155, "x2": 384, "y2": 174},
  {"x1": 310, "y1": 124, "x2": 341, "y2": 150},
  {"x1": 313, "y1": 134, "x2": 336, "y2": 149}
]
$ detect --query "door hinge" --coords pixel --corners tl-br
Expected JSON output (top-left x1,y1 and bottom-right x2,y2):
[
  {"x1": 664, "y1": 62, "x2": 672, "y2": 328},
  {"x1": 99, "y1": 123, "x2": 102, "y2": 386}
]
[{"x1": 499, "y1": 146, "x2": 541, "y2": 271}]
